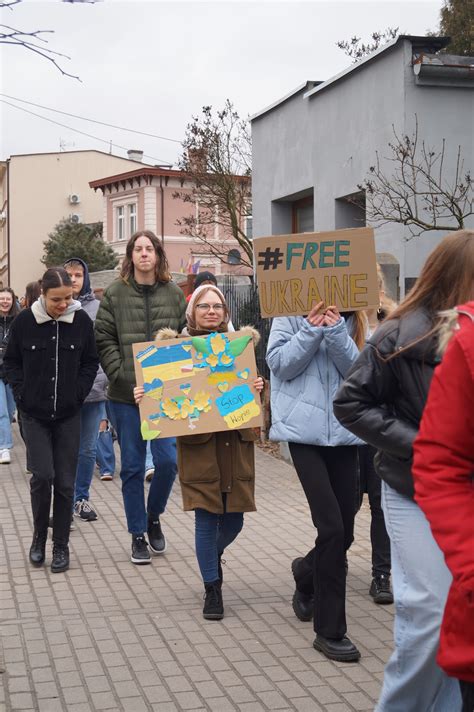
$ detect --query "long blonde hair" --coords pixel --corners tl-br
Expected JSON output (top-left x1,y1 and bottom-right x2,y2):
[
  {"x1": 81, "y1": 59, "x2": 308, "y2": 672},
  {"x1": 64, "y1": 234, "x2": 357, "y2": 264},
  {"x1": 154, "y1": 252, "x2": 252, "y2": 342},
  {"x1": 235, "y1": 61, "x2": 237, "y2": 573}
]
[
  {"x1": 388, "y1": 230, "x2": 474, "y2": 323},
  {"x1": 377, "y1": 264, "x2": 397, "y2": 319},
  {"x1": 382, "y1": 230, "x2": 474, "y2": 357},
  {"x1": 350, "y1": 311, "x2": 369, "y2": 350}
]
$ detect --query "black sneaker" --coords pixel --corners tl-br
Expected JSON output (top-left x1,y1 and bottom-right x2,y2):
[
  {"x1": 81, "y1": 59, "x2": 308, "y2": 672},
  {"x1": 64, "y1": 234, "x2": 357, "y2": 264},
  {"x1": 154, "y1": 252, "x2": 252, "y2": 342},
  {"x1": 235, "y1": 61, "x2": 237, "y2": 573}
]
[
  {"x1": 74, "y1": 499, "x2": 98, "y2": 522},
  {"x1": 147, "y1": 517, "x2": 166, "y2": 554},
  {"x1": 51, "y1": 543, "x2": 69, "y2": 573},
  {"x1": 131, "y1": 534, "x2": 151, "y2": 565},
  {"x1": 369, "y1": 575, "x2": 393, "y2": 604},
  {"x1": 203, "y1": 581, "x2": 224, "y2": 620},
  {"x1": 29, "y1": 532, "x2": 47, "y2": 567}
]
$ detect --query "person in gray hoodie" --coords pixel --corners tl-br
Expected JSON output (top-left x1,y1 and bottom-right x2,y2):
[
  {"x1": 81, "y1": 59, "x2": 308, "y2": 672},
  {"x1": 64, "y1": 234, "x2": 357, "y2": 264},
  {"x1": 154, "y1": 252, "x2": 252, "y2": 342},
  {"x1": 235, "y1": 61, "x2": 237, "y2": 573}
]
[{"x1": 64, "y1": 258, "x2": 107, "y2": 523}]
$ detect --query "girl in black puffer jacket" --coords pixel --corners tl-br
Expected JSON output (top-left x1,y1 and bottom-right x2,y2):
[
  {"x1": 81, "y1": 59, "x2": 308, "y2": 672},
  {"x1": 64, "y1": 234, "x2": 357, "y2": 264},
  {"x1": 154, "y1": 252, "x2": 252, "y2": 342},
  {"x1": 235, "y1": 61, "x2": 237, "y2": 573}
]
[
  {"x1": 334, "y1": 230, "x2": 474, "y2": 712},
  {"x1": 0, "y1": 287, "x2": 20, "y2": 465}
]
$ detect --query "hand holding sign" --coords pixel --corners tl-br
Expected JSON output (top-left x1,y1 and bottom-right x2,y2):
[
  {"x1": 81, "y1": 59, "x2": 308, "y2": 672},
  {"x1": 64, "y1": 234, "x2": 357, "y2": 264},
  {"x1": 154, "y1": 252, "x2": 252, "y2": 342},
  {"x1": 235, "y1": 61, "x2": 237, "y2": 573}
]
[
  {"x1": 254, "y1": 228, "x2": 379, "y2": 319},
  {"x1": 323, "y1": 306, "x2": 341, "y2": 327},
  {"x1": 306, "y1": 301, "x2": 325, "y2": 327}
]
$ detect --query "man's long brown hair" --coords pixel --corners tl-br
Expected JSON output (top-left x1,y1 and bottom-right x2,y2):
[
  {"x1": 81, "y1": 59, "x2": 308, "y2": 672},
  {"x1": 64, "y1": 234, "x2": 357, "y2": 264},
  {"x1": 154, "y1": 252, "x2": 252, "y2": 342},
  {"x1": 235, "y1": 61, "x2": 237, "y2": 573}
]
[
  {"x1": 120, "y1": 230, "x2": 170, "y2": 284},
  {"x1": 383, "y1": 229, "x2": 474, "y2": 356}
]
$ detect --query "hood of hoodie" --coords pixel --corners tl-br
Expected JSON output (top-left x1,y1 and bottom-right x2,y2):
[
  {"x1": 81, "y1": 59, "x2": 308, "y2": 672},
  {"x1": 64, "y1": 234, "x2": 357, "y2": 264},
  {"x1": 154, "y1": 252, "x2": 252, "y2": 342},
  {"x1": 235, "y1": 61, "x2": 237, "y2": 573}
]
[
  {"x1": 63, "y1": 257, "x2": 95, "y2": 303},
  {"x1": 32, "y1": 296, "x2": 82, "y2": 324}
]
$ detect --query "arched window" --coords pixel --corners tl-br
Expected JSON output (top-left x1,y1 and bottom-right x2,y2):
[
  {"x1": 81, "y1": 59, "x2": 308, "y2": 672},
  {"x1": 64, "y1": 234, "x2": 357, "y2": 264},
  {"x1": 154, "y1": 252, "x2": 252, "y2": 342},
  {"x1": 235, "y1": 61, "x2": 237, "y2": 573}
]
[{"x1": 228, "y1": 249, "x2": 241, "y2": 265}]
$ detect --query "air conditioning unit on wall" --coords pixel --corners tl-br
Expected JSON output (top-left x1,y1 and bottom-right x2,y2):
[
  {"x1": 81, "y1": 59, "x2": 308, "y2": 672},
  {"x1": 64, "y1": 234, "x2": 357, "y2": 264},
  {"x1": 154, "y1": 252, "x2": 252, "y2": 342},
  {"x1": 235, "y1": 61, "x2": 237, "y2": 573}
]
[
  {"x1": 69, "y1": 193, "x2": 80, "y2": 205},
  {"x1": 70, "y1": 214, "x2": 82, "y2": 224}
]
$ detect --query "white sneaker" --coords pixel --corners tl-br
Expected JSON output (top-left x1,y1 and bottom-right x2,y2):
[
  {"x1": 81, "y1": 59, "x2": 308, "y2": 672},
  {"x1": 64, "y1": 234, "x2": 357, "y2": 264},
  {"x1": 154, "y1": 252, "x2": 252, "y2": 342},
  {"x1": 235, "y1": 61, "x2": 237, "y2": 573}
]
[
  {"x1": 1, "y1": 449, "x2": 11, "y2": 464},
  {"x1": 145, "y1": 468, "x2": 154, "y2": 482}
]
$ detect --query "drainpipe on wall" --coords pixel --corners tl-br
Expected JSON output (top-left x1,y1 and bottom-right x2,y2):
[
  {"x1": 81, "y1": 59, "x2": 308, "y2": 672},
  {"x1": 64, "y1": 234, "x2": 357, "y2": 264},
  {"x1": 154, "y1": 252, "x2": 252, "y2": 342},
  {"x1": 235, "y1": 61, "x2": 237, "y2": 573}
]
[{"x1": 159, "y1": 175, "x2": 165, "y2": 246}]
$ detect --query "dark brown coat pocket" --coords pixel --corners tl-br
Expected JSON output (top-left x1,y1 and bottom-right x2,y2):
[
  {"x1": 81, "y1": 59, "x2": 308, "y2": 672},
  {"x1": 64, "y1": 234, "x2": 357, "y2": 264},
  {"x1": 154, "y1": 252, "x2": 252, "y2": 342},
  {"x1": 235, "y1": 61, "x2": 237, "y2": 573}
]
[
  {"x1": 177, "y1": 432, "x2": 219, "y2": 483},
  {"x1": 233, "y1": 429, "x2": 256, "y2": 481}
]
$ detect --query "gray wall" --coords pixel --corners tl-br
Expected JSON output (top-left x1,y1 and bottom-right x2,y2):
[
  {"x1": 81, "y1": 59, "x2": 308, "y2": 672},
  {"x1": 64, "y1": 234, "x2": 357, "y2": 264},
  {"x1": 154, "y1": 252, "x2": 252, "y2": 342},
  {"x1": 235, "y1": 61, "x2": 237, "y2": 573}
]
[{"x1": 252, "y1": 39, "x2": 474, "y2": 294}]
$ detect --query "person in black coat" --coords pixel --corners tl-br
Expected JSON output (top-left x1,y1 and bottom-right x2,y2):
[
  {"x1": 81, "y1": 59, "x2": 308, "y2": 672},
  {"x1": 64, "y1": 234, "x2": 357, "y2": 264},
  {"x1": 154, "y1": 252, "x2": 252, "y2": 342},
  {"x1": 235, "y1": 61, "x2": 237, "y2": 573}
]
[
  {"x1": 334, "y1": 230, "x2": 474, "y2": 711},
  {"x1": 0, "y1": 287, "x2": 20, "y2": 465},
  {"x1": 4, "y1": 268, "x2": 98, "y2": 574}
]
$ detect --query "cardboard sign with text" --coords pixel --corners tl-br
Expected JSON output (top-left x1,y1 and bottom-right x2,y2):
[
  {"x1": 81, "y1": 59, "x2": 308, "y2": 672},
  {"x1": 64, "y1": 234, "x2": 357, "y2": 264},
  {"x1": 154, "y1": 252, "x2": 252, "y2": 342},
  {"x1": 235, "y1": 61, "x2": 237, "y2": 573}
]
[
  {"x1": 253, "y1": 227, "x2": 378, "y2": 318},
  {"x1": 133, "y1": 331, "x2": 263, "y2": 440}
]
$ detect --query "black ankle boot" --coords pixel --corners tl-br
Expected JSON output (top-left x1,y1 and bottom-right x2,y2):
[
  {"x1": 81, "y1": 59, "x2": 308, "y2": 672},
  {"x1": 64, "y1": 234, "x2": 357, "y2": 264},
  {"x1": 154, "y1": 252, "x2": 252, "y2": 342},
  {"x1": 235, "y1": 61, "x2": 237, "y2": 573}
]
[
  {"x1": 217, "y1": 552, "x2": 224, "y2": 584},
  {"x1": 313, "y1": 634, "x2": 361, "y2": 662},
  {"x1": 291, "y1": 557, "x2": 314, "y2": 621},
  {"x1": 292, "y1": 590, "x2": 314, "y2": 621},
  {"x1": 203, "y1": 581, "x2": 224, "y2": 620},
  {"x1": 29, "y1": 532, "x2": 47, "y2": 567},
  {"x1": 51, "y1": 543, "x2": 69, "y2": 573}
]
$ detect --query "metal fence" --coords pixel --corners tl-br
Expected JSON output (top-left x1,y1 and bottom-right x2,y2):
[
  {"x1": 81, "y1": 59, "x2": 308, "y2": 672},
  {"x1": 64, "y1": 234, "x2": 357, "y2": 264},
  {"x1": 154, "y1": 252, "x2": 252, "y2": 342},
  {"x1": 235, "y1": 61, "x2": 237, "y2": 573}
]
[{"x1": 221, "y1": 275, "x2": 271, "y2": 380}]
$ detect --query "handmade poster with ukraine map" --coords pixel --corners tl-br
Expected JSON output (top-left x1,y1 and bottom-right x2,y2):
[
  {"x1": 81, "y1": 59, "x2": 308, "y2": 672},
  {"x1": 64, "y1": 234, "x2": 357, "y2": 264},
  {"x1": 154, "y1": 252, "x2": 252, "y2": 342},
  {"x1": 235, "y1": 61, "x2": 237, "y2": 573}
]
[{"x1": 132, "y1": 331, "x2": 263, "y2": 440}]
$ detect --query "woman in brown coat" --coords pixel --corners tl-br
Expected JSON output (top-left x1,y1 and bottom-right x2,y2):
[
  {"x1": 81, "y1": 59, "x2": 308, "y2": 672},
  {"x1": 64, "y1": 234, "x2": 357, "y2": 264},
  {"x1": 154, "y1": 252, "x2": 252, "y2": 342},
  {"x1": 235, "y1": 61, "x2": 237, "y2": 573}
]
[{"x1": 135, "y1": 284, "x2": 263, "y2": 620}]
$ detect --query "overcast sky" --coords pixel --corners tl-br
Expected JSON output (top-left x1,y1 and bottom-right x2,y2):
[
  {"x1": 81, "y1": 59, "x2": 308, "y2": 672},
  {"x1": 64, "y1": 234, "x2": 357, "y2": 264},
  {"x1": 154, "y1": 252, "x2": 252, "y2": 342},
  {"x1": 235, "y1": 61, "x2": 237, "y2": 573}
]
[{"x1": 1, "y1": 0, "x2": 442, "y2": 166}]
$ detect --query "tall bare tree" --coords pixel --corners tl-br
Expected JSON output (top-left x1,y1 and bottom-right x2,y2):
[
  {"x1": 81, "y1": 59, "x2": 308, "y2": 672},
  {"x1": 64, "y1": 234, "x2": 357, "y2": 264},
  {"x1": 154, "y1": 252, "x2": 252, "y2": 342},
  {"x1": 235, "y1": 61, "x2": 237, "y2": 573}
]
[
  {"x1": 358, "y1": 117, "x2": 473, "y2": 238},
  {"x1": 174, "y1": 100, "x2": 253, "y2": 269},
  {"x1": 0, "y1": 0, "x2": 97, "y2": 80}
]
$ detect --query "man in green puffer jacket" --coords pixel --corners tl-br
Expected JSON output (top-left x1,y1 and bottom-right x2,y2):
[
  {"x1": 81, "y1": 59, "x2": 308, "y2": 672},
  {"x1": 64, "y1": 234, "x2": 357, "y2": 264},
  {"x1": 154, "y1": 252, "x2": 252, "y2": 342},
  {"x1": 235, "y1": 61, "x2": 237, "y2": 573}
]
[{"x1": 95, "y1": 230, "x2": 186, "y2": 565}]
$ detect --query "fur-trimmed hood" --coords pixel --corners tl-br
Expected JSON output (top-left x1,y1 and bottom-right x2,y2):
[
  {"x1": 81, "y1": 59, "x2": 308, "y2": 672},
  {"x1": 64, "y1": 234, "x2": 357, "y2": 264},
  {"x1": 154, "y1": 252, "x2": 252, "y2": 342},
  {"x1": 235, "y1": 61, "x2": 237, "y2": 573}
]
[
  {"x1": 155, "y1": 324, "x2": 260, "y2": 346},
  {"x1": 438, "y1": 302, "x2": 474, "y2": 355}
]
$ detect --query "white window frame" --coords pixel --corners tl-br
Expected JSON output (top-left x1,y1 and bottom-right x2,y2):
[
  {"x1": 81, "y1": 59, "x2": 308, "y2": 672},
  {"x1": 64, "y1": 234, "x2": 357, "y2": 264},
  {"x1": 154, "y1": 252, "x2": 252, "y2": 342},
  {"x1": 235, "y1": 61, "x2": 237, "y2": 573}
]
[
  {"x1": 113, "y1": 197, "x2": 138, "y2": 242},
  {"x1": 116, "y1": 205, "x2": 125, "y2": 241},
  {"x1": 128, "y1": 203, "x2": 137, "y2": 236},
  {"x1": 245, "y1": 215, "x2": 253, "y2": 240}
]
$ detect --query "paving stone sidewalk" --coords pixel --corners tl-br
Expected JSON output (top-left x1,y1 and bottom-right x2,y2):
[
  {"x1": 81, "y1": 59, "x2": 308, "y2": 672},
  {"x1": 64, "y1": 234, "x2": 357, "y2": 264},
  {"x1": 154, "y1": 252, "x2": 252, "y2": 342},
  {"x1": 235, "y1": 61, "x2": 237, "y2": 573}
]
[{"x1": 0, "y1": 427, "x2": 393, "y2": 712}]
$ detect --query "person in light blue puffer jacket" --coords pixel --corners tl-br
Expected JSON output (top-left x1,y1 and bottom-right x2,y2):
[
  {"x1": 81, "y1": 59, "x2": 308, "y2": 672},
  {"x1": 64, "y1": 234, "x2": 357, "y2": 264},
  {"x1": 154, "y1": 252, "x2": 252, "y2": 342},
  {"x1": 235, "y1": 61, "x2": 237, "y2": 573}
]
[{"x1": 266, "y1": 302, "x2": 366, "y2": 663}]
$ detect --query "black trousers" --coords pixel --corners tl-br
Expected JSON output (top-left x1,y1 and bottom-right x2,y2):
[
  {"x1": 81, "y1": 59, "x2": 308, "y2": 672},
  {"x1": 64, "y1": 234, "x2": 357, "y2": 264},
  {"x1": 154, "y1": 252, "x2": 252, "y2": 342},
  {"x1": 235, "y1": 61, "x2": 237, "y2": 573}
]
[
  {"x1": 21, "y1": 411, "x2": 81, "y2": 545},
  {"x1": 289, "y1": 443, "x2": 358, "y2": 640},
  {"x1": 357, "y1": 444, "x2": 391, "y2": 577},
  {"x1": 460, "y1": 681, "x2": 474, "y2": 712}
]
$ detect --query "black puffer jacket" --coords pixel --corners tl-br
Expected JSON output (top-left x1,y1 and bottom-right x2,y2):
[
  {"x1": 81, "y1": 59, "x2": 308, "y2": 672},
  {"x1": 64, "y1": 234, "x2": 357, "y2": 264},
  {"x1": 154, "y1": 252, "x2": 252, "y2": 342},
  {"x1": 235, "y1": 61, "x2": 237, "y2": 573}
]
[
  {"x1": 0, "y1": 314, "x2": 16, "y2": 380},
  {"x1": 333, "y1": 308, "x2": 438, "y2": 499}
]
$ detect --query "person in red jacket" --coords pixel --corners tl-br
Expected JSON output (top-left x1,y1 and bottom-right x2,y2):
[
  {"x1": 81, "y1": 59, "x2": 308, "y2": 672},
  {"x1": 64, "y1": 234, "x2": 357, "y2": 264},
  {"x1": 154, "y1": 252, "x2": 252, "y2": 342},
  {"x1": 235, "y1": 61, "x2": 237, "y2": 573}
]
[{"x1": 413, "y1": 301, "x2": 474, "y2": 712}]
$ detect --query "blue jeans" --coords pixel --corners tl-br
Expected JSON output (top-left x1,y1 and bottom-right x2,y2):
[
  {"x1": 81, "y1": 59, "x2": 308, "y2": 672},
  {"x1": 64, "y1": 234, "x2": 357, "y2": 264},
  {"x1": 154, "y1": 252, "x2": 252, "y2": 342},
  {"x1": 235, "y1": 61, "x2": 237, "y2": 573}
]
[
  {"x1": 145, "y1": 442, "x2": 153, "y2": 472},
  {"x1": 376, "y1": 482, "x2": 462, "y2": 712},
  {"x1": 195, "y1": 506, "x2": 244, "y2": 583},
  {"x1": 74, "y1": 401, "x2": 104, "y2": 503},
  {"x1": 96, "y1": 403, "x2": 116, "y2": 476},
  {"x1": 0, "y1": 380, "x2": 15, "y2": 449},
  {"x1": 107, "y1": 401, "x2": 177, "y2": 534}
]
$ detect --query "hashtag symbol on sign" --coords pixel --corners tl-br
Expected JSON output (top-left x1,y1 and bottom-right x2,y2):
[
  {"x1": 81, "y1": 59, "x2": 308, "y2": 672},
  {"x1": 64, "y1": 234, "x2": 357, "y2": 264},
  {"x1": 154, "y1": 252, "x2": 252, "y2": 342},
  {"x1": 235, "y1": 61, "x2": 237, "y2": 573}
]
[{"x1": 257, "y1": 247, "x2": 284, "y2": 270}]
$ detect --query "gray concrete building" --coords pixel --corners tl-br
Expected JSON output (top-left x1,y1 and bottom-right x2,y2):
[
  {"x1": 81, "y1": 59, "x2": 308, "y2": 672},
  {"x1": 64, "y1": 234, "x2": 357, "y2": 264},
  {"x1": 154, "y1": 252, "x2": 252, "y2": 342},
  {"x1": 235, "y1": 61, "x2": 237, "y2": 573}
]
[{"x1": 251, "y1": 35, "x2": 474, "y2": 297}]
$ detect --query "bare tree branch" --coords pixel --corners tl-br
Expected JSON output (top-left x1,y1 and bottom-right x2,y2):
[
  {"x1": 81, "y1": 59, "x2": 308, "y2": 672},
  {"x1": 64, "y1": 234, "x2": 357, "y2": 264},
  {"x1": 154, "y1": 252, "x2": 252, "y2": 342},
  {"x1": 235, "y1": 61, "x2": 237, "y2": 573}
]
[
  {"x1": 359, "y1": 116, "x2": 473, "y2": 239},
  {"x1": 336, "y1": 27, "x2": 399, "y2": 62},
  {"x1": 0, "y1": 0, "x2": 98, "y2": 80},
  {"x1": 174, "y1": 100, "x2": 253, "y2": 268}
]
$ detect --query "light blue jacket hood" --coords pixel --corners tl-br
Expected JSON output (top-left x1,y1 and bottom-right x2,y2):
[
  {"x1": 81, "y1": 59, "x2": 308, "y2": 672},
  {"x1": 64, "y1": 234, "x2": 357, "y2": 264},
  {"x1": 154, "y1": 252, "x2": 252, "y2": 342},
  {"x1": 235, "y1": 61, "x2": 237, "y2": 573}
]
[{"x1": 266, "y1": 315, "x2": 363, "y2": 446}]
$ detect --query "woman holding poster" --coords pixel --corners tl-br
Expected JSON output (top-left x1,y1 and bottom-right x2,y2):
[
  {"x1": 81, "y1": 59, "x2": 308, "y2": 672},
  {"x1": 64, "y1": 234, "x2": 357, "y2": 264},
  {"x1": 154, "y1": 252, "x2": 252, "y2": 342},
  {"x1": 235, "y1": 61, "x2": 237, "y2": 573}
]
[
  {"x1": 134, "y1": 284, "x2": 264, "y2": 621},
  {"x1": 266, "y1": 302, "x2": 367, "y2": 662},
  {"x1": 334, "y1": 230, "x2": 474, "y2": 710}
]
